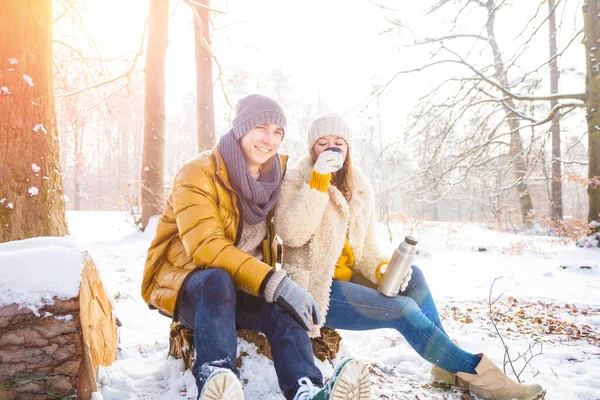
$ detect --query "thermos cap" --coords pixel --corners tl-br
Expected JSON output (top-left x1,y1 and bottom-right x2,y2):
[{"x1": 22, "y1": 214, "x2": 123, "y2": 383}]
[{"x1": 405, "y1": 236, "x2": 418, "y2": 245}]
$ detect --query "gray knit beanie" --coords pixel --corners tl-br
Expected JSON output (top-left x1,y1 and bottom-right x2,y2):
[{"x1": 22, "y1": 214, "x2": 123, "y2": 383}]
[
  {"x1": 232, "y1": 94, "x2": 287, "y2": 139},
  {"x1": 307, "y1": 113, "x2": 352, "y2": 150}
]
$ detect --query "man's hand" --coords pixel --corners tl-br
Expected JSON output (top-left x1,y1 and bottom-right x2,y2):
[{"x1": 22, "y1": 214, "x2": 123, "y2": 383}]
[
  {"x1": 313, "y1": 149, "x2": 343, "y2": 175},
  {"x1": 264, "y1": 271, "x2": 321, "y2": 330}
]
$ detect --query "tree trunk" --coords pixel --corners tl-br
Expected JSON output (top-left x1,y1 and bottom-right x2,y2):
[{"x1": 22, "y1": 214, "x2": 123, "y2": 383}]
[
  {"x1": 485, "y1": 3, "x2": 534, "y2": 225},
  {"x1": 583, "y1": 0, "x2": 600, "y2": 224},
  {"x1": 0, "y1": 0, "x2": 68, "y2": 243},
  {"x1": 548, "y1": 0, "x2": 563, "y2": 221},
  {"x1": 73, "y1": 117, "x2": 84, "y2": 211},
  {"x1": 192, "y1": 0, "x2": 216, "y2": 152},
  {"x1": 140, "y1": 0, "x2": 169, "y2": 230}
]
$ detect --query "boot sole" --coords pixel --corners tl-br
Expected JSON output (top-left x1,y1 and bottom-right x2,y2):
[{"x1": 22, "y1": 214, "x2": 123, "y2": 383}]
[
  {"x1": 199, "y1": 370, "x2": 244, "y2": 400},
  {"x1": 330, "y1": 359, "x2": 371, "y2": 400}
]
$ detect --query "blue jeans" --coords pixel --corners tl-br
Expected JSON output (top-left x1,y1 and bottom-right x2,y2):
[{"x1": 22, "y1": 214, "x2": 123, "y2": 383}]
[
  {"x1": 177, "y1": 269, "x2": 323, "y2": 400},
  {"x1": 324, "y1": 266, "x2": 479, "y2": 374}
]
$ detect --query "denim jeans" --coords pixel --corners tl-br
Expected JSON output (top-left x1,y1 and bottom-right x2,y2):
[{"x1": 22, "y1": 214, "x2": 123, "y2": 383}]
[
  {"x1": 177, "y1": 268, "x2": 323, "y2": 400},
  {"x1": 324, "y1": 266, "x2": 479, "y2": 374}
]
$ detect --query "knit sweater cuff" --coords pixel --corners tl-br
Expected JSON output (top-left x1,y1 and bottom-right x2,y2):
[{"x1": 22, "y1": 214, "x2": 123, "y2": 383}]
[
  {"x1": 309, "y1": 170, "x2": 332, "y2": 192},
  {"x1": 263, "y1": 269, "x2": 287, "y2": 302}
]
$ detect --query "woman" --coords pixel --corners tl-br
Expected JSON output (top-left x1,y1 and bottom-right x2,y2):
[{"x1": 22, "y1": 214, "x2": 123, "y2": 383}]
[{"x1": 274, "y1": 113, "x2": 544, "y2": 400}]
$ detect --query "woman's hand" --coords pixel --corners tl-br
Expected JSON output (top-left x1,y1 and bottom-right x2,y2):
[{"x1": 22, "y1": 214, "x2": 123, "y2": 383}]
[{"x1": 313, "y1": 149, "x2": 343, "y2": 174}]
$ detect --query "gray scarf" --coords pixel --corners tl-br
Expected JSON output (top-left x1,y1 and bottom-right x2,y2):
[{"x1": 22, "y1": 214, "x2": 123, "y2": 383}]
[{"x1": 219, "y1": 130, "x2": 282, "y2": 225}]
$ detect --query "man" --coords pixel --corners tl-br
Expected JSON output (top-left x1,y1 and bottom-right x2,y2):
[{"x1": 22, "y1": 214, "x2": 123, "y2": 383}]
[{"x1": 141, "y1": 94, "x2": 370, "y2": 400}]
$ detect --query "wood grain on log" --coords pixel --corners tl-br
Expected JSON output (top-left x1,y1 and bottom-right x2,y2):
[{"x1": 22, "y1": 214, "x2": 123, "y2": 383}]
[{"x1": 0, "y1": 253, "x2": 117, "y2": 400}]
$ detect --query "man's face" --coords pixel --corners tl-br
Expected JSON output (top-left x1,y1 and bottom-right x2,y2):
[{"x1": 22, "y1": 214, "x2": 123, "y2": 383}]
[{"x1": 239, "y1": 123, "x2": 284, "y2": 173}]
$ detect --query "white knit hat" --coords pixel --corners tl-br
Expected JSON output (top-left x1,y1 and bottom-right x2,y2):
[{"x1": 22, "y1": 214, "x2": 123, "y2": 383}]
[{"x1": 307, "y1": 113, "x2": 352, "y2": 150}]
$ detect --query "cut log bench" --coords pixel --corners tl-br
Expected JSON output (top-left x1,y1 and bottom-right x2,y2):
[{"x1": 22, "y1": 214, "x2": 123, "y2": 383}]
[{"x1": 0, "y1": 253, "x2": 118, "y2": 400}]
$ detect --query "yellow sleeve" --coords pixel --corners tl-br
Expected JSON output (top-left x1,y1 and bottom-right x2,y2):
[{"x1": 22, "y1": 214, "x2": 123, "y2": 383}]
[
  {"x1": 308, "y1": 170, "x2": 332, "y2": 192},
  {"x1": 172, "y1": 167, "x2": 271, "y2": 296},
  {"x1": 333, "y1": 238, "x2": 354, "y2": 282}
]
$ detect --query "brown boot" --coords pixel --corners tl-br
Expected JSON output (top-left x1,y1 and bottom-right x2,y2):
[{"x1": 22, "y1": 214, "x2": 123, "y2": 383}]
[
  {"x1": 456, "y1": 354, "x2": 544, "y2": 400},
  {"x1": 430, "y1": 340, "x2": 469, "y2": 389}
]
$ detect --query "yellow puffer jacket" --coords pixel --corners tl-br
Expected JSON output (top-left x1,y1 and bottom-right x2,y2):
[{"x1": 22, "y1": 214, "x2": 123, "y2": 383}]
[{"x1": 141, "y1": 146, "x2": 287, "y2": 317}]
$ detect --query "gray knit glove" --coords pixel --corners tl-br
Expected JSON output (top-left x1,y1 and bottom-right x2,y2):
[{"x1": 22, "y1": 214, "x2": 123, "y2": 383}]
[{"x1": 264, "y1": 270, "x2": 321, "y2": 331}]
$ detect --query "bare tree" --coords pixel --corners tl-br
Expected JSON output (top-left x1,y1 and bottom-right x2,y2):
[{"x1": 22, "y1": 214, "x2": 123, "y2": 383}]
[
  {"x1": 53, "y1": 1, "x2": 148, "y2": 214},
  {"x1": 140, "y1": 0, "x2": 169, "y2": 230},
  {"x1": 583, "y1": 0, "x2": 600, "y2": 225},
  {"x1": 548, "y1": 0, "x2": 563, "y2": 220},
  {"x1": 0, "y1": 0, "x2": 69, "y2": 243},
  {"x1": 373, "y1": 0, "x2": 595, "y2": 227},
  {"x1": 188, "y1": 0, "x2": 216, "y2": 152},
  {"x1": 482, "y1": 1, "x2": 534, "y2": 225}
]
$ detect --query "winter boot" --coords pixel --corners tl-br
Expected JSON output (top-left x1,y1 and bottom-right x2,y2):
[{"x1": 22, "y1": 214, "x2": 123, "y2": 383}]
[
  {"x1": 199, "y1": 368, "x2": 244, "y2": 400},
  {"x1": 430, "y1": 339, "x2": 469, "y2": 388},
  {"x1": 293, "y1": 358, "x2": 371, "y2": 400},
  {"x1": 456, "y1": 354, "x2": 544, "y2": 400}
]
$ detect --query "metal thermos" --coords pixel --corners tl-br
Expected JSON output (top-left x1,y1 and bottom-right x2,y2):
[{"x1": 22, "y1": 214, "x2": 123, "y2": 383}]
[{"x1": 377, "y1": 235, "x2": 418, "y2": 297}]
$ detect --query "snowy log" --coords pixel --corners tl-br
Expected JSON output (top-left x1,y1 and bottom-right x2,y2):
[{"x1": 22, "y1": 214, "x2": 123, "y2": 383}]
[
  {"x1": 236, "y1": 329, "x2": 273, "y2": 366},
  {"x1": 0, "y1": 245, "x2": 118, "y2": 400}
]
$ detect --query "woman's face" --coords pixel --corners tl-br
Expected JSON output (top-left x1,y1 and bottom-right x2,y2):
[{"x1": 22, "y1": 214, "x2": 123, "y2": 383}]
[{"x1": 312, "y1": 136, "x2": 349, "y2": 163}]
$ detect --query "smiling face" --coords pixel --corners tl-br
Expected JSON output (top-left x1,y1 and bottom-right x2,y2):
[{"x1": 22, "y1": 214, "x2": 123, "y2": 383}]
[
  {"x1": 312, "y1": 135, "x2": 349, "y2": 163},
  {"x1": 239, "y1": 123, "x2": 284, "y2": 174}
]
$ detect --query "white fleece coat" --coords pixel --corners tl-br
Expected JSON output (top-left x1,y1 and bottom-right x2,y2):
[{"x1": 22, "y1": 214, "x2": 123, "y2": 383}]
[{"x1": 274, "y1": 154, "x2": 389, "y2": 337}]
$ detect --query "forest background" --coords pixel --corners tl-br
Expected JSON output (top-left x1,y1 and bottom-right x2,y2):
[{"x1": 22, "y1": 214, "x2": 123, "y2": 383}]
[{"x1": 39, "y1": 0, "x2": 597, "y2": 238}]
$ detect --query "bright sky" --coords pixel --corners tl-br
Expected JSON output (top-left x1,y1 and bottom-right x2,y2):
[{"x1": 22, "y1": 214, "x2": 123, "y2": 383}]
[
  {"x1": 79, "y1": 0, "x2": 411, "y2": 115},
  {"x1": 74, "y1": 0, "x2": 585, "y2": 143}
]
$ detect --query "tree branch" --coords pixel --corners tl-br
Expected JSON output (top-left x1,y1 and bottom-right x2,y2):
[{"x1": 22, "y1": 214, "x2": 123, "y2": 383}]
[
  {"x1": 183, "y1": 0, "x2": 225, "y2": 14},
  {"x1": 187, "y1": 2, "x2": 234, "y2": 110},
  {"x1": 55, "y1": 18, "x2": 148, "y2": 99},
  {"x1": 411, "y1": 34, "x2": 488, "y2": 46},
  {"x1": 444, "y1": 47, "x2": 588, "y2": 102}
]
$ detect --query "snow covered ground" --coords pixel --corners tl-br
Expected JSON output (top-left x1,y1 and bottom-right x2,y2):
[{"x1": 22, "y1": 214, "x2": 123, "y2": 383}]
[{"x1": 60, "y1": 211, "x2": 600, "y2": 400}]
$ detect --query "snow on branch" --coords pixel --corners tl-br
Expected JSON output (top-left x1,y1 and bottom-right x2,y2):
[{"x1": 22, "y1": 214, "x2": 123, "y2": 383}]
[
  {"x1": 410, "y1": 34, "x2": 488, "y2": 47},
  {"x1": 444, "y1": 47, "x2": 588, "y2": 102},
  {"x1": 478, "y1": 88, "x2": 585, "y2": 123}
]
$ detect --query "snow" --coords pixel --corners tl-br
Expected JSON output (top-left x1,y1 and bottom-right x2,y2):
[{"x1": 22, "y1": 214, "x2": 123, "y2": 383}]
[
  {"x1": 1, "y1": 86, "x2": 10, "y2": 95},
  {"x1": 8, "y1": 58, "x2": 18, "y2": 64},
  {"x1": 31, "y1": 163, "x2": 41, "y2": 173},
  {"x1": 0, "y1": 237, "x2": 85, "y2": 315},
  {"x1": 2, "y1": 212, "x2": 599, "y2": 399},
  {"x1": 28, "y1": 186, "x2": 39, "y2": 196},
  {"x1": 23, "y1": 74, "x2": 34, "y2": 87},
  {"x1": 33, "y1": 124, "x2": 47, "y2": 134},
  {"x1": 54, "y1": 314, "x2": 74, "y2": 322}
]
